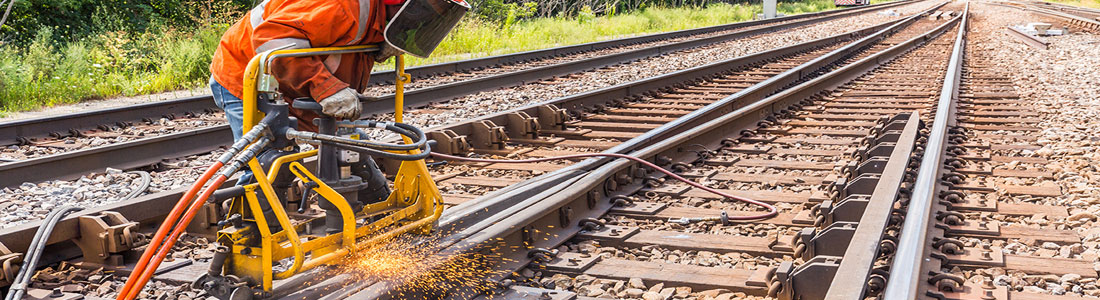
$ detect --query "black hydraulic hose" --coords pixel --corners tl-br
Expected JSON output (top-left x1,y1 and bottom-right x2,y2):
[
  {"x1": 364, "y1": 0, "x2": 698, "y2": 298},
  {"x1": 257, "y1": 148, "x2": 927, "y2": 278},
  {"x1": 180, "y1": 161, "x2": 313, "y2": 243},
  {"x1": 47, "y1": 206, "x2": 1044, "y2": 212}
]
[
  {"x1": 331, "y1": 120, "x2": 429, "y2": 150},
  {"x1": 291, "y1": 130, "x2": 422, "y2": 151},
  {"x1": 220, "y1": 137, "x2": 274, "y2": 178},
  {"x1": 287, "y1": 119, "x2": 432, "y2": 160},
  {"x1": 5, "y1": 206, "x2": 84, "y2": 300},
  {"x1": 120, "y1": 171, "x2": 152, "y2": 202},
  {"x1": 319, "y1": 140, "x2": 430, "y2": 161}
]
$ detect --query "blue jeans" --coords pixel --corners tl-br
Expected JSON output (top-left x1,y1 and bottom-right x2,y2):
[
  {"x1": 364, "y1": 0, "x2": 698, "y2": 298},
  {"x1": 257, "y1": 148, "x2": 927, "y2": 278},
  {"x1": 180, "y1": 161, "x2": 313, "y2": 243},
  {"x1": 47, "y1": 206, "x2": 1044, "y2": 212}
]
[{"x1": 210, "y1": 77, "x2": 254, "y2": 185}]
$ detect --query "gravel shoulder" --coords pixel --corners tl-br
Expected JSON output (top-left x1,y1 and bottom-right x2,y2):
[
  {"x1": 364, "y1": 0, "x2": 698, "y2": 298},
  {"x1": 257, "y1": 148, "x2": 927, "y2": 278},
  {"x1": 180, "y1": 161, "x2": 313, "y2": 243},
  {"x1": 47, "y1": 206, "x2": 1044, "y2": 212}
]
[
  {"x1": 959, "y1": 2, "x2": 1100, "y2": 298},
  {"x1": 0, "y1": 87, "x2": 208, "y2": 122},
  {"x1": 0, "y1": 1, "x2": 937, "y2": 230}
]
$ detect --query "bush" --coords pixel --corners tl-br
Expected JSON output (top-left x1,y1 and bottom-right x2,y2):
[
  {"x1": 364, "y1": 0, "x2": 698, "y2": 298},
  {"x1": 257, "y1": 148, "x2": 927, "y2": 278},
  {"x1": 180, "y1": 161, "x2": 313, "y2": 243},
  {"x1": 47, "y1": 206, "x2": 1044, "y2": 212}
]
[
  {"x1": 0, "y1": 22, "x2": 226, "y2": 112},
  {"x1": 0, "y1": 0, "x2": 248, "y2": 46}
]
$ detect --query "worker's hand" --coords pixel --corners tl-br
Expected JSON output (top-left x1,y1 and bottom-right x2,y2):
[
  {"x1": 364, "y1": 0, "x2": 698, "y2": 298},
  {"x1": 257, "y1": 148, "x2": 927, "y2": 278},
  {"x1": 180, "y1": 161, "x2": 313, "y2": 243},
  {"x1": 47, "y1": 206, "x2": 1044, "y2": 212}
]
[
  {"x1": 374, "y1": 43, "x2": 403, "y2": 63},
  {"x1": 319, "y1": 88, "x2": 362, "y2": 119}
]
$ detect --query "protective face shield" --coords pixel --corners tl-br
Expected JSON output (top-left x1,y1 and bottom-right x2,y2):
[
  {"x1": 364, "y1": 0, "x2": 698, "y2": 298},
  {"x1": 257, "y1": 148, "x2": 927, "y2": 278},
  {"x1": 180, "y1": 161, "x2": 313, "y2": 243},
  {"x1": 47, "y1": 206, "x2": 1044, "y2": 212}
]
[{"x1": 383, "y1": 0, "x2": 470, "y2": 58}]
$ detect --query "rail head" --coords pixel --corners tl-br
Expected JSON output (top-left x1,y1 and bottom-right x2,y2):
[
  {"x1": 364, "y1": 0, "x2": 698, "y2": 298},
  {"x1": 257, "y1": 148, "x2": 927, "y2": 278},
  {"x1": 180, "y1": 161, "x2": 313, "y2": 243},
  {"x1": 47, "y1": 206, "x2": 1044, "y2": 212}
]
[
  {"x1": 823, "y1": 112, "x2": 923, "y2": 300},
  {"x1": 882, "y1": 2, "x2": 970, "y2": 299}
]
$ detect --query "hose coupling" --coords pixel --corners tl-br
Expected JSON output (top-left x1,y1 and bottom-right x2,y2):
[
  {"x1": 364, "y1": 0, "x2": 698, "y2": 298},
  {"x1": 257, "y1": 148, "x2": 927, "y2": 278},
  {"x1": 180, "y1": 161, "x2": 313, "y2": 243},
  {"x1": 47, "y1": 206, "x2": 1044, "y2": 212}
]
[{"x1": 667, "y1": 211, "x2": 730, "y2": 225}]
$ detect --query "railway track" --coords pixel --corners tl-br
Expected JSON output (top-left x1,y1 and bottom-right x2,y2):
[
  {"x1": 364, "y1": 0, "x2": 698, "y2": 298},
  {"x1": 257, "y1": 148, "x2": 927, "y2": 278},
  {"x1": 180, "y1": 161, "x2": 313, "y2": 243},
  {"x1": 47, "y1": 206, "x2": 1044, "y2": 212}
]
[
  {"x1": 7, "y1": 1, "x2": 1096, "y2": 300},
  {"x1": 266, "y1": 3, "x2": 972, "y2": 299},
  {"x1": 888, "y1": 5, "x2": 1098, "y2": 299},
  {"x1": 1028, "y1": 1, "x2": 1100, "y2": 22},
  {"x1": 0, "y1": 2, "x2": 961, "y2": 298},
  {"x1": 998, "y1": 0, "x2": 1100, "y2": 32},
  {"x1": 0, "y1": 0, "x2": 926, "y2": 189}
]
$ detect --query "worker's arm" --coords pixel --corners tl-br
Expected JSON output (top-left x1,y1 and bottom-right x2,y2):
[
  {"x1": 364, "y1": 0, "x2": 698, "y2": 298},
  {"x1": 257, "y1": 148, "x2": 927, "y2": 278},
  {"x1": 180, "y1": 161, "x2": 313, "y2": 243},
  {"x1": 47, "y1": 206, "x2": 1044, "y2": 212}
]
[{"x1": 251, "y1": 0, "x2": 359, "y2": 101}]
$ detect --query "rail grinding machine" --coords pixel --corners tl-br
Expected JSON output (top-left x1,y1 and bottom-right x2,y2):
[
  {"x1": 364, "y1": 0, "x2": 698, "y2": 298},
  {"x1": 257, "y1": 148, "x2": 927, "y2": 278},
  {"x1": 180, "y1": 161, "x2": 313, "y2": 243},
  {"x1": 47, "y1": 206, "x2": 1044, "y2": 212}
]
[{"x1": 115, "y1": 1, "x2": 471, "y2": 299}]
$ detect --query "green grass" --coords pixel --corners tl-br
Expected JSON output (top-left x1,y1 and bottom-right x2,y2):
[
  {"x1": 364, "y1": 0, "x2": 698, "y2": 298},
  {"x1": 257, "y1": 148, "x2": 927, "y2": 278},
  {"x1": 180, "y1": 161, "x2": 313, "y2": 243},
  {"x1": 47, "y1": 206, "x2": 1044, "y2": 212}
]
[
  {"x1": 386, "y1": 0, "x2": 842, "y2": 69},
  {"x1": 385, "y1": 3, "x2": 760, "y2": 68},
  {"x1": 0, "y1": 0, "x2": 846, "y2": 114},
  {"x1": 0, "y1": 25, "x2": 224, "y2": 113}
]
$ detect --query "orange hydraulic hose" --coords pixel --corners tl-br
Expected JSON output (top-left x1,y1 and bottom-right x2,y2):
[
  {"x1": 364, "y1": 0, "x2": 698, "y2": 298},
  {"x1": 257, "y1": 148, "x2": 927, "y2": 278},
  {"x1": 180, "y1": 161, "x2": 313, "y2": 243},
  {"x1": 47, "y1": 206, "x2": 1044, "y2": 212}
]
[
  {"x1": 115, "y1": 161, "x2": 223, "y2": 299},
  {"x1": 122, "y1": 174, "x2": 230, "y2": 300}
]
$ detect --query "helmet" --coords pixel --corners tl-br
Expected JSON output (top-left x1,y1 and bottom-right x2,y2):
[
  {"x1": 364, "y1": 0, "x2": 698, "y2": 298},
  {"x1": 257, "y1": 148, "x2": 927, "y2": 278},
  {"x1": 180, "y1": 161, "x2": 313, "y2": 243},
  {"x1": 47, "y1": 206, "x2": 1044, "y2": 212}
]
[{"x1": 383, "y1": 0, "x2": 470, "y2": 58}]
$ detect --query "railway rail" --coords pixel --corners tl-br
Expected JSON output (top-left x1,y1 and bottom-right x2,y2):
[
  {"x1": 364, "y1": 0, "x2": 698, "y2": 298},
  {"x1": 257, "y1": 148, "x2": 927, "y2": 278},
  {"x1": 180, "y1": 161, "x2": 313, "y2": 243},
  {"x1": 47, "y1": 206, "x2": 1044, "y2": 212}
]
[
  {"x1": 0, "y1": 1, "x2": 956, "y2": 297},
  {"x1": 345, "y1": 3, "x2": 969, "y2": 299},
  {"x1": 244, "y1": 2, "x2": 965, "y2": 299},
  {"x1": 3, "y1": 1, "x2": 1096, "y2": 300},
  {"x1": 998, "y1": 0, "x2": 1100, "y2": 32},
  {"x1": 1028, "y1": 1, "x2": 1100, "y2": 22},
  {"x1": 0, "y1": 0, "x2": 923, "y2": 189}
]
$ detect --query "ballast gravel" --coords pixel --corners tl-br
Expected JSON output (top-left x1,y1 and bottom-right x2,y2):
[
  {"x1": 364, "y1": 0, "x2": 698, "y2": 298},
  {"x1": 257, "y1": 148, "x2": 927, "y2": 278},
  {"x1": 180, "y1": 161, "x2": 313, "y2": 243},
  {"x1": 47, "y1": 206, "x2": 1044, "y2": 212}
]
[
  {"x1": 946, "y1": 2, "x2": 1100, "y2": 298},
  {"x1": 0, "y1": 2, "x2": 940, "y2": 231},
  {"x1": 360, "y1": 0, "x2": 939, "y2": 139}
]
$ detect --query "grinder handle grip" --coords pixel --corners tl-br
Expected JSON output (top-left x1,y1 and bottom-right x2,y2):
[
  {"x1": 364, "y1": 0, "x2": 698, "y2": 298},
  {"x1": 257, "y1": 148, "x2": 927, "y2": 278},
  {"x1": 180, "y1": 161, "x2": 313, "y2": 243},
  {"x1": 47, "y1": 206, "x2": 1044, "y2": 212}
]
[{"x1": 291, "y1": 98, "x2": 324, "y2": 113}]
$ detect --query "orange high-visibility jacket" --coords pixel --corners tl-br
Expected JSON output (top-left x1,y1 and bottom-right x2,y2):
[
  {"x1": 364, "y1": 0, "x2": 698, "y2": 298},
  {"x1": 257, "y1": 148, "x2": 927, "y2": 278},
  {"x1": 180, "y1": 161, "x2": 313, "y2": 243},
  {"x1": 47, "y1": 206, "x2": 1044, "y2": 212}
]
[{"x1": 210, "y1": 0, "x2": 387, "y2": 130}]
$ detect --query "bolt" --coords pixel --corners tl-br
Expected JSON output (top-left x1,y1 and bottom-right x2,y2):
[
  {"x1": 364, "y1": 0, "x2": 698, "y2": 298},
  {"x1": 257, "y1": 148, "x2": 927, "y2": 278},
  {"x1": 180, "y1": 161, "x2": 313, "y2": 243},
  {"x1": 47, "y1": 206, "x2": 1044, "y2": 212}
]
[
  {"x1": 981, "y1": 290, "x2": 996, "y2": 300},
  {"x1": 610, "y1": 229, "x2": 620, "y2": 236},
  {"x1": 981, "y1": 250, "x2": 993, "y2": 261},
  {"x1": 982, "y1": 278, "x2": 995, "y2": 289},
  {"x1": 579, "y1": 253, "x2": 591, "y2": 258},
  {"x1": 978, "y1": 221, "x2": 988, "y2": 230},
  {"x1": 568, "y1": 258, "x2": 580, "y2": 266},
  {"x1": 49, "y1": 289, "x2": 64, "y2": 298}
]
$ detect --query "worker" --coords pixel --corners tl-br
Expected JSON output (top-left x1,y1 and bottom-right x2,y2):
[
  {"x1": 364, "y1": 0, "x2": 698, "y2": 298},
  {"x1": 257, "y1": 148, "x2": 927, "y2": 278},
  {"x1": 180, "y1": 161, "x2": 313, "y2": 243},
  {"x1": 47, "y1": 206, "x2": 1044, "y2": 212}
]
[
  {"x1": 209, "y1": 0, "x2": 402, "y2": 149},
  {"x1": 208, "y1": 0, "x2": 468, "y2": 185}
]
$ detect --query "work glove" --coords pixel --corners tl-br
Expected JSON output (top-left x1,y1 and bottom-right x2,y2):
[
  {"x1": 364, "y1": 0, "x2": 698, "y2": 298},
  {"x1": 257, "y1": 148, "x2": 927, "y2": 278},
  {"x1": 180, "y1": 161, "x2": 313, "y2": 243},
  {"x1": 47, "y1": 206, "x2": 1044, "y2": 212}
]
[
  {"x1": 374, "y1": 43, "x2": 403, "y2": 63},
  {"x1": 319, "y1": 88, "x2": 362, "y2": 119}
]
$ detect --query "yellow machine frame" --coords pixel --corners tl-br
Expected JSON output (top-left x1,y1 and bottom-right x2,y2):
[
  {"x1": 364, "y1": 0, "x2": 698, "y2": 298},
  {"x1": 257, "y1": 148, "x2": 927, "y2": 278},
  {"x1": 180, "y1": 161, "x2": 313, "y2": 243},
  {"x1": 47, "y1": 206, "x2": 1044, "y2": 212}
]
[{"x1": 219, "y1": 45, "x2": 443, "y2": 291}]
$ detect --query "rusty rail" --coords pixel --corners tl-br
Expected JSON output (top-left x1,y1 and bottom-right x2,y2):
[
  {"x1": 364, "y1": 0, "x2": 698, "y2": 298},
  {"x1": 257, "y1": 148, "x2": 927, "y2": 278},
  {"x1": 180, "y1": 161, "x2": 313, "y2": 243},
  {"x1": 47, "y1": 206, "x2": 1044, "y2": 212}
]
[
  {"x1": 0, "y1": 0, "x2": 912, "y2": 148},
  {"x1": 822, "y1": 112, "x2": 922, "y2": 300},
  {"x1": 882, "y1": 2, "x2": 969, "y2": 299},
  {"x1": 0, "y1": 0, "x2": 916, "y2": 189},
  {"x1": 0, "y1": 9, "x2": 920, "y2": 279},
  {"x1": 333, "y1": 3, "x2": 966, "y2": 298},
  {"x1": 1005, "y1": 25, "x2": 1050, "y2": 49}
]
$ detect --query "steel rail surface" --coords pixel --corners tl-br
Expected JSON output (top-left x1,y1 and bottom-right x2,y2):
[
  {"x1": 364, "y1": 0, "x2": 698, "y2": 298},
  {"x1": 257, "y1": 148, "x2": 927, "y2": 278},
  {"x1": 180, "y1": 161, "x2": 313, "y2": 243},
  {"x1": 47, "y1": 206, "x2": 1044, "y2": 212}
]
[
  {"x1": 0, "y1": 3, "x2": 952, "y2": 293},
  {"x1": 0, "y1": 13, "x2": 916, "y2": 266},
  {"x1": 999, "y1": 0, "x2": 1100, "y2": 31},
  {"x1": 594, "y1": 1, "x2": 948, "y2": 166},
  {"x1": 0, "y1": 126, "x2": 232, "y2": 188},
  {"x1": 823, "y1": 112, "x2": 921, "y2": 300},
  {"x1": 365, "y1": 0, "x2": 915, "y2": 85},
  {"x1": 0, "y1": 0, "x2": 911, "y2": 147},
  {"x1": 436, "y1": 1, "x2": 962, "y2": 292},
  {"x1": 0, "y1": 1, "x2": 915, "y2": 189},
  {"x1": 336, "y1": 4, "x2": 969, "y2": 298},
  {"x1": 882, "y1": 3, "x2": 969, "y2": 299},
  {"x1": 0, "y1": 181, "x2": 235, "y2": 264},
  {"x1": 0, "y1": 95, "x2": 216, "y2": 146},
  {"x1": 1029, "y1": 0, "x2": 1100, "y2": 15},
  {"x1": 0, "y1": 5, "x2": 919, "y2": 189},
  {"x1": 398, "y1": 14, "x2": 916, "y2": 162},
  {"x1": 358, "y1": 0, "x2": 917, "y2": 118},
  {"x1": 1005, "y1": 25, "x2": 1050, "y2": 49},
  {"x1": 274, "y1": 14, "x2": 933, "y2": 297}
]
